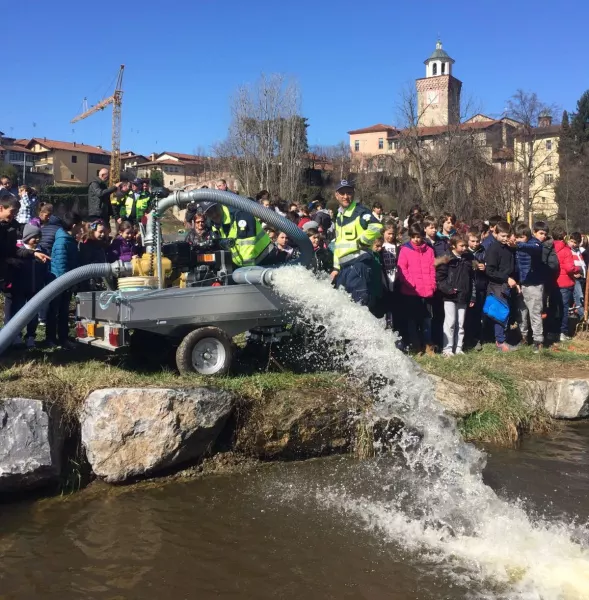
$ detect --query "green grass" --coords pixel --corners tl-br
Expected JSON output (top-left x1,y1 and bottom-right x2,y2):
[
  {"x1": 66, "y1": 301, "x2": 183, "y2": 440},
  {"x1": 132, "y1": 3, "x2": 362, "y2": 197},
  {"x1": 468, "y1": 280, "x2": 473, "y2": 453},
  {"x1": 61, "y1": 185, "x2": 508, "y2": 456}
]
[{"x1": 414, "y1": 343, "x2": 588, "y2": 444}]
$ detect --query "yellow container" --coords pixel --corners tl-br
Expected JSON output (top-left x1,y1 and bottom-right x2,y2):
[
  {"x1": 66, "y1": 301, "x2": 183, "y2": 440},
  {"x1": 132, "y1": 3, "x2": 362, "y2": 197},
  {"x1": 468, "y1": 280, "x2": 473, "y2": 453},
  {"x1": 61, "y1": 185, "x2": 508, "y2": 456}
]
[{"x1": 130, "y1": 255, "x2": 173, "y2": 280}]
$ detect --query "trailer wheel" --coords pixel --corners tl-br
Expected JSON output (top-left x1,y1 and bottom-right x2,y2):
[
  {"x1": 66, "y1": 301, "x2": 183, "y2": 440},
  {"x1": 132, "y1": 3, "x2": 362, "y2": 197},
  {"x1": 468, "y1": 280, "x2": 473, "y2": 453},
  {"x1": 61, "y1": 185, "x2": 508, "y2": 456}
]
[{"x1": 176, "y1": 327, "x2": 233, "y2": 376}]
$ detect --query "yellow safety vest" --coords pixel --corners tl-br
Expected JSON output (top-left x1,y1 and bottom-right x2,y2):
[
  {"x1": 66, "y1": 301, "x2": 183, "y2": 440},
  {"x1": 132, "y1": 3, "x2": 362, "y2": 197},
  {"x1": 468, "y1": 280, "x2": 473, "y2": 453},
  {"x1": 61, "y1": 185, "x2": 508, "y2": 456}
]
[
  {"x1": 212, "y1": 208, "x2": 272, "y2": 267},
  {"x1": 120, "y1": 193, "x2": 151, "y2": 220},
  {"x1": 333, "y1": 201, "x2": 383, "y2": 270}
]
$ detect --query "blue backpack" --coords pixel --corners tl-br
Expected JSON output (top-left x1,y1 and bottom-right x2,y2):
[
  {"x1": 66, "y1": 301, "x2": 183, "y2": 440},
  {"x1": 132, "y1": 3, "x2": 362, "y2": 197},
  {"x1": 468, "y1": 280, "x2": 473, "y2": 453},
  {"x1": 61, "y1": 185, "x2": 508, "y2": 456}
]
[{"x1": 483, "y1": 294, "x2": 510, "y2": 326}]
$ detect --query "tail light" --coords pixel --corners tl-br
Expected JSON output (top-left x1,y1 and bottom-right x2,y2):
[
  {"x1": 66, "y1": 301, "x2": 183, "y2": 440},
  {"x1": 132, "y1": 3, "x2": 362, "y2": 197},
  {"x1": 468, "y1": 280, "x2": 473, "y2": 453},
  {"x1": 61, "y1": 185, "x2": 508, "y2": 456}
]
[{"x1": 76, "y1": 323, "x2": 87, "y2": 338}]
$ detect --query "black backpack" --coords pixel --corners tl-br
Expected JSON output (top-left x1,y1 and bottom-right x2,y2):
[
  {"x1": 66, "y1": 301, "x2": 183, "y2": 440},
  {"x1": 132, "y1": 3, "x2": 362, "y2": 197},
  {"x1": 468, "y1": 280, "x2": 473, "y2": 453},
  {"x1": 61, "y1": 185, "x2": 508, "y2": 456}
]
[{"x1": 542, "y1": 242, "x2": 560, "y2": 278}]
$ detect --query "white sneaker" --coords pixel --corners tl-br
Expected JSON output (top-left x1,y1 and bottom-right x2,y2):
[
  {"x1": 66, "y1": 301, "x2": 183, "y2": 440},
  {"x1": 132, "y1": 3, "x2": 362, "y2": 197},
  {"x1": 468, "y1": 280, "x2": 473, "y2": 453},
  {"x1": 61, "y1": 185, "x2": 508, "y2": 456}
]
[
  {"x1": 442, "y1": 350, "x2": 454, "y2": 358},
  {"x1": 25, "y1": 337, "x2": 36, "y2": 349},
  {"x1": 560, "y1": 333, "x2": 571, "y2": 342},
  {"x1": 455, "y1": 348, "x2": 465, "y2": 355}
]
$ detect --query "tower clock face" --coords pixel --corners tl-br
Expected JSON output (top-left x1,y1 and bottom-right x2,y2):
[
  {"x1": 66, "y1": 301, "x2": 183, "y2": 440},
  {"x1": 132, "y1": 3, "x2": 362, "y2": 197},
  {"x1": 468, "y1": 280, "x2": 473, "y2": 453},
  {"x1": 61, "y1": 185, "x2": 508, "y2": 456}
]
[{"x1": 427, "y1": 91, "x2": 439, "y2": 105}]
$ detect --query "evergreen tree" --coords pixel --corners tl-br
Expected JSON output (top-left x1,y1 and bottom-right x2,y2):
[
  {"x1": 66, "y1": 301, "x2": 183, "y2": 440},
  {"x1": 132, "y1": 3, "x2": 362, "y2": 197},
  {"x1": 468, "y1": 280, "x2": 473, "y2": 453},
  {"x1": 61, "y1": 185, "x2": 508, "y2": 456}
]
[
  {"x1": 571, "y1": 90, "x2": 589, "y2": 155},
  {"x1": 558, "y1": 110, "x2": 574, "y2": 166}
]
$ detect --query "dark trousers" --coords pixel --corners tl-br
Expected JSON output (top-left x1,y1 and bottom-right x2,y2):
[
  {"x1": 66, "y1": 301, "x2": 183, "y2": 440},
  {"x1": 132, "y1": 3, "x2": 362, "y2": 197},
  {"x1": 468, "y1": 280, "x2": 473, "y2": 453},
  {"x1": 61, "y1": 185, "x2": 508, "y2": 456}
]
[
  {"x1": 494, "y1": 321, "x2": 507, "y2": 344},
  {"x1": 401, "y1": 294, "x2": 432, "y2": 350},
  {"x1": 46, "y1": 290, "x2": 72, "y2": 344},
  {"x1": 3, "y1": 292, "x2": 38, "y2": 339},
  {"x1": 465, "y1": 289, "x2": 485, "y2": 346},
  {"x1": 335, "y1": 257, "x2": 373, "y2": 306},
  {"x1": 558, "y1": 286, "x2": 573, "y2": 335}
]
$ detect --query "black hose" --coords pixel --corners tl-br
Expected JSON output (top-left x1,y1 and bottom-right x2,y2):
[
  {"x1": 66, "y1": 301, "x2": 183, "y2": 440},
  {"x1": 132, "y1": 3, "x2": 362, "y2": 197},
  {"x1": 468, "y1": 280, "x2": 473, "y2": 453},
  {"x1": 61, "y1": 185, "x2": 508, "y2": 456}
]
[
  {"x1": 156, "y1": 190, "x2": 314, "y2": 268},
  {"x1": 0, "y1": 262, "x2": 120, "y2": 356}
]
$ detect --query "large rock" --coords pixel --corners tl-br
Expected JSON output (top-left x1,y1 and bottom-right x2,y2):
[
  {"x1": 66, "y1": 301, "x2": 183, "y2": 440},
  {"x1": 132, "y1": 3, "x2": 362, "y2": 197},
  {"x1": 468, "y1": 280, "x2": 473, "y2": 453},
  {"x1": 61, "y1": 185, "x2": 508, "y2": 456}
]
[
  {"x1": 0, "y1": 398, "x2": 64, "y2": 492},
  {"x1": 430, "y1": 374, "x2": 475, "y2": 417},
  {"x1": 526, "y1": 379, "x2": 589, "y2": 419},
  {"x1": 80, "y1": 388, "x2": 234, "y2": 482}
]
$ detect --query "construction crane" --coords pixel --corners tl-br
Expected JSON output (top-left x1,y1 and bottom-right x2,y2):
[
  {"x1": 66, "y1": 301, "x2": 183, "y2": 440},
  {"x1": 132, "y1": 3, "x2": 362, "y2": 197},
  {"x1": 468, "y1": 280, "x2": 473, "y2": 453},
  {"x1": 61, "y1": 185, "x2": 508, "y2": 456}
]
[{"x1": 71, "y1": 65, "x2": 125, "y2": 186}]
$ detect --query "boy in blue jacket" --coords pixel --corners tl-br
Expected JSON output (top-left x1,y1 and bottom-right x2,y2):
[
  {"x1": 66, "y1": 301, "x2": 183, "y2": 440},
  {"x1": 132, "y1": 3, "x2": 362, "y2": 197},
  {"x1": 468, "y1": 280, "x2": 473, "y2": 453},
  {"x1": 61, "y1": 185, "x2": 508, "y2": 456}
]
[
  {"x1": 514, "y1": 223, "x2": 545, "y2": 352},
  {"x1": 45, "y1": 213, "x2": 83, "y2": 348}
]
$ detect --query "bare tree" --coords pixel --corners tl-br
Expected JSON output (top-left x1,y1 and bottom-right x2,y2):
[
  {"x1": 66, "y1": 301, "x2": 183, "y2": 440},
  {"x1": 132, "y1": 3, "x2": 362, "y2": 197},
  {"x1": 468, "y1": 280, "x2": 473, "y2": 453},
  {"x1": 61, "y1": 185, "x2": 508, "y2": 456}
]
[
  {"x1": 392, "y1": 85, "x2": 491, "y2": 220},
  {"x1": 506, "y1": 90, "x2": 559, "y2": 222},
  {"x1": 214, "y1": 74, "x2": 307, "y2": 199}
]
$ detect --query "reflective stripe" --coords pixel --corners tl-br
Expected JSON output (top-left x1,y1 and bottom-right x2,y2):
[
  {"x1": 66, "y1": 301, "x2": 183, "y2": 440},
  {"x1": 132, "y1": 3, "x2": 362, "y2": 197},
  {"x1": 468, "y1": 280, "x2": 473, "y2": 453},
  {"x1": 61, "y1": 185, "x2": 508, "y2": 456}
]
[
  {"x1": 236, "y1": 239, "x2": 255, "y2": 246},
  {"x1": 333, "y1": 241, "x2": 357, "y2": 250}
]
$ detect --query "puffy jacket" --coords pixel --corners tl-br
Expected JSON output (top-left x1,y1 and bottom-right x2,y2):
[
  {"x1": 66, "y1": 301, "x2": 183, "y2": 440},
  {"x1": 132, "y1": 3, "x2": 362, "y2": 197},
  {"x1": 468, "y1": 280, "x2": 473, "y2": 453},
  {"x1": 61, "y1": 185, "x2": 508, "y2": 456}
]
[
  {"x1": 50, "y1": 229, "x2": 79, "y2": 278},
  {"x1": 39, "y1": 215, "x2": 62, "y2": 256},
  {"x1": 88, "y1": 178, "x2": 117, "y2": 220},
  {"x1": 515, "y1": 237, "x2": 544, "y2": 285},
  {"x1": 11, "y1": 244, "x2": 48, "y2": 296},
  {"x1": 436, "y1": 251, "x2": 475, "y2": 304},
  {"x1": 397, "y1": 241, "x2": 436, "y2": 298},
  {"x1": 554, "y1": 240, "x2": 579, "y2": 288},
  {"x1": 434, "y1": 231, "x2": 454, "y2": 257},
  {"x1": 109, "y1": 236, "x2": 140, "y2": 263}
]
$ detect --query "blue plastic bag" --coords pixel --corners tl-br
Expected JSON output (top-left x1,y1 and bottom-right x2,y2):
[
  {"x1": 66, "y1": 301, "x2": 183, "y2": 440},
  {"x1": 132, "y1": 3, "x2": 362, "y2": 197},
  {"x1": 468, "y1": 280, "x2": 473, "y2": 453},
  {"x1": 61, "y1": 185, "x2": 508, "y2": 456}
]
[{"x1": 483, "y1": 294, "x2": 510, "y2": 326}]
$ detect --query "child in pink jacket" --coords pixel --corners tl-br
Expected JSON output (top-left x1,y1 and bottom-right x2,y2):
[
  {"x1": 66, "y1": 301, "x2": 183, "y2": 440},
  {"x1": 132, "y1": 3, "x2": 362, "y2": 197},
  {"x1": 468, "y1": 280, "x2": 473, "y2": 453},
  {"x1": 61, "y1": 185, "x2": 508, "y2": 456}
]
[{"x1": 397, "y1": 223, "x2": 436, "y2": 354}]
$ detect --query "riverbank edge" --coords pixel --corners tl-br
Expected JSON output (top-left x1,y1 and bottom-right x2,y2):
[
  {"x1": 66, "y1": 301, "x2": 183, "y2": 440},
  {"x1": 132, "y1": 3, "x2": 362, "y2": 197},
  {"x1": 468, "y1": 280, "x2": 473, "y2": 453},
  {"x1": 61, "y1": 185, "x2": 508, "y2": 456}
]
[{"x1": 4, "y1": 362, "x2": 588, "y2": 499}]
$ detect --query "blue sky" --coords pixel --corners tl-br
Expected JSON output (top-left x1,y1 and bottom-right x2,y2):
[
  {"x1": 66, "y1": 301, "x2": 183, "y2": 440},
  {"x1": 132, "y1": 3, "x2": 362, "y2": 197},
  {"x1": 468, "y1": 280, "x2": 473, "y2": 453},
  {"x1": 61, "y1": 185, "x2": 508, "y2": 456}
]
[{"x1": 2, "y1": 0, "x2": 585, "y2": 156}]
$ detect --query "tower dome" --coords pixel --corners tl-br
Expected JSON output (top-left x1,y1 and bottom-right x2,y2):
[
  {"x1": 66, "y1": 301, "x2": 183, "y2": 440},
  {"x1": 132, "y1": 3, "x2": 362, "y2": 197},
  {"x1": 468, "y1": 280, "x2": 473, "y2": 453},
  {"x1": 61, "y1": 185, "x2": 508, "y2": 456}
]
[{"x1": 424, "y1": 40, "x2": 454, "y2": 77}]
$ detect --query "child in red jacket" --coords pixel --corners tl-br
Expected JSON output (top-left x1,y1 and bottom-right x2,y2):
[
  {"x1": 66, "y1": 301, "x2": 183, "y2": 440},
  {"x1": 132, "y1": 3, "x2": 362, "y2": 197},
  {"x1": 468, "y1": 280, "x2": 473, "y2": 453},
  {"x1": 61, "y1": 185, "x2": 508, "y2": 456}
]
[{"x1": 552, "y1": 225, "x2": 579, "y2": 341}]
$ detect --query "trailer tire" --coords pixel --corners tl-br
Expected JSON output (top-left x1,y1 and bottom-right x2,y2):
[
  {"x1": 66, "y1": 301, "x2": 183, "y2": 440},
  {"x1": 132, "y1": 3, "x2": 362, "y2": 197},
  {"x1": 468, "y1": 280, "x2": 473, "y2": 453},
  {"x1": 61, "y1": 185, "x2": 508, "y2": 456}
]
[{"x1": 176, "y1": 327, "x2": 233, "y2": 376}]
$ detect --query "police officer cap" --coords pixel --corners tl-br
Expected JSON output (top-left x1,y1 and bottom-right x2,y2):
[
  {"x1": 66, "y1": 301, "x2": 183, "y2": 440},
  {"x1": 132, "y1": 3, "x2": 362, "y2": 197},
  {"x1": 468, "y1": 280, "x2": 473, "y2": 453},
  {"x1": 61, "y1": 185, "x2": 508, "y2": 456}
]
[
  {"x1": 197, "y1": 201, "x2": 219, "y2": 214},
  {"x1": 132, "y1": 178, "x2": 143, "y2": 186},
  {"x1": 335, "y1": 179, "x2": 355, "y2": 192}
]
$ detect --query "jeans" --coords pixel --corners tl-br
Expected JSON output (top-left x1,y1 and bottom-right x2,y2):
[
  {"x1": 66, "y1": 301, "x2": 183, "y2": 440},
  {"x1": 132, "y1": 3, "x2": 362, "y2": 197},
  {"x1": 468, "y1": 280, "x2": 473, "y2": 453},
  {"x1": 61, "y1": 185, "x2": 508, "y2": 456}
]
[
  {"x1": 443, "y1": 301, "x2": 466, "y2": 353},
  {"x1": 573, "y1": 279, "x2": 585, "y2": 319},
  {"x1": 494, "y1": 321, "x2": 507, "y2": 344},
  {"x1": 559, "y1": 287, "x2": 573, "y2": 335},
  {"x1": 518, "y1": 284, "x2": 544, "y2": 343}
]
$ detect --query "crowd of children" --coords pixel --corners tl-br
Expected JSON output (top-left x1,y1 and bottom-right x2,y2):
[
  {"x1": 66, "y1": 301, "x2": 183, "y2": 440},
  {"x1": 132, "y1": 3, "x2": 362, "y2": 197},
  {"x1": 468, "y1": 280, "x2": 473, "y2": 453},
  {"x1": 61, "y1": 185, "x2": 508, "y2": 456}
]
[
  {"x1": 3, "y1": 186, "x2": 588, "y2": 357},
  {"x1": 0, "y1": 192, "x2": 143, "y2": 349},
  {"x1": 266, "y1": 197, "x2": 588, "y2": 356}
]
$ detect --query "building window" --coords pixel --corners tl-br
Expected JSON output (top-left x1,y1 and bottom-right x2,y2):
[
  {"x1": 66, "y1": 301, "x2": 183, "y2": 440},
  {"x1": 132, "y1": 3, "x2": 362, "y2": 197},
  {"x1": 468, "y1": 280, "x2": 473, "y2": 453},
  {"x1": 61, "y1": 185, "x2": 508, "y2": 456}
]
[
  {"x1": 546, "y1": 156, "x2": 552, "y2": 167},
  {"x1": 544, "y1": 173, "x2": 554, "y2": 184},
  {"x1": 169, "y1": 180, "x2": 173, "y2": 186},
  {"x1": 388, "y1": 140, "x2": 393, "y2": 150},
  {"x1": 71, "y1": 155, "x2": 77, "y2": 163},
  {"x1": 70, "y1": 174, "x2": 75, "y2": 180},
  {"x1": 354, "y1": 140, "x2": 360, "y2": 152},
  {"x1": 9, "y1": 151, "x2": 24, "y2": 161},
  {"x1": 378, "y1": 138, "x2": 384, "y2": 150},
  {"x1": 432, "y1": 63, "x2": 437, "y2": 76},
  {"x1": 546, "y1": 140, "x2": 552, "y2": 151},
  {"x1": 442, "y1": 62, "x2": 446, "y2": 74}
]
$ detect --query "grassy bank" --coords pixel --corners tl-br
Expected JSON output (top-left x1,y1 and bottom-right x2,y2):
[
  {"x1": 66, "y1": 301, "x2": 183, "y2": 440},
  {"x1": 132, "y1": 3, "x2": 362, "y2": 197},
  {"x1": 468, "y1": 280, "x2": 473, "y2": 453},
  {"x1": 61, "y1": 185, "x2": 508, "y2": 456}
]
[
  {"x1": 417, "y1": 342, "x2": 589, "y2": 444},
  {"x1": 1, "y1": 340, "x2": 589, "y2": 446}
]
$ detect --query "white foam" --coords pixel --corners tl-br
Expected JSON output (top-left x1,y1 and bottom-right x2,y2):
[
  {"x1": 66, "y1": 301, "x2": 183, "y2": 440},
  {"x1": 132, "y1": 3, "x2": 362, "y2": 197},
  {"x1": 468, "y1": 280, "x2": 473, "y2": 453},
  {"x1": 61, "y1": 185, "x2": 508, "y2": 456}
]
[{"x1": 272, "y1": 266, "x2": 589, "y2": 600}]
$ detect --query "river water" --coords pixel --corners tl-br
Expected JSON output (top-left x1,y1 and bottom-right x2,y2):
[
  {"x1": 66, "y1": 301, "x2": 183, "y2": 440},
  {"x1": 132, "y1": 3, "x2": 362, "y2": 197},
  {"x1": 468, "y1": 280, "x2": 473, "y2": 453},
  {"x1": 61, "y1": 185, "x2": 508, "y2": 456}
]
[{"x1": 0, "y1": 423, "x2": 588, "y2": 600}]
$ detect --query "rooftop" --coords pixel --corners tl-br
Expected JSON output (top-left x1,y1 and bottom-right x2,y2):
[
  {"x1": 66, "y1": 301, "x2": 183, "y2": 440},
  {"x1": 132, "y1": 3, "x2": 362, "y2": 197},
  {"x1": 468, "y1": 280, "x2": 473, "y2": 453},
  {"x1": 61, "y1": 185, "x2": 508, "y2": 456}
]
[
  {"x1": 158, "y1": 151, "x2": 202, "y2": 163},
  {"x1": 425, "y1": 40, "x2": 455, "y2": 64},
  {"x1": 27, "y1": 138, "x2": 110, "y2": 155},
  {"x1": 348, "y1": 123, "x2": 398, "y2": 135}
]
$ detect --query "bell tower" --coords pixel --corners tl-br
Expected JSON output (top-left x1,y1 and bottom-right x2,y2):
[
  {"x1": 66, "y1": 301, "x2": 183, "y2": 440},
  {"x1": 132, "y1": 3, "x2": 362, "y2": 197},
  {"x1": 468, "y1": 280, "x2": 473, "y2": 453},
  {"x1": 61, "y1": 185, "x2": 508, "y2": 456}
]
[{"x1": 416, "y1": 40, "x2": 462, "y2": 127}]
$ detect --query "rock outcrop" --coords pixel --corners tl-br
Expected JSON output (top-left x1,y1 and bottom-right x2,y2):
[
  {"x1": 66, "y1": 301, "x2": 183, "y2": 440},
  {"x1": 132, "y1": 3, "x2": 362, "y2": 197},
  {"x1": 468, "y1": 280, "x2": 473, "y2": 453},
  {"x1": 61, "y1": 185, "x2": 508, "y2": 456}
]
[
  {"x1": 525, "y1": 379, "x2": 589, "y2": 419},
  {"x1": 235, "y1": 387, "x2": 362, "y2": 459},
  {"x1": 80, "y1": 388, "x2": 234, "y2": 483},
  {"x1": 0, "y1": 398, "x2": 64, "y2": 492}
]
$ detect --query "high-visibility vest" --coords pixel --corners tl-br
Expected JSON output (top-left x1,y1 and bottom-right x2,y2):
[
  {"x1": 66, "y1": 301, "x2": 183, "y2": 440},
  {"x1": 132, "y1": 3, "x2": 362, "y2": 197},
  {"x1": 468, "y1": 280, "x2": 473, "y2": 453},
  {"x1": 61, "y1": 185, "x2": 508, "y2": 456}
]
[
  {"x1": 212, "y1": 208, "x2": 272, "y2": 267},
  {"x1": 333, "y1": 201, "x2": 383, "y2": 270},
  {"x1": 120, "y1": 193, "x2": 151, "y2": 220}
]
